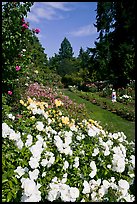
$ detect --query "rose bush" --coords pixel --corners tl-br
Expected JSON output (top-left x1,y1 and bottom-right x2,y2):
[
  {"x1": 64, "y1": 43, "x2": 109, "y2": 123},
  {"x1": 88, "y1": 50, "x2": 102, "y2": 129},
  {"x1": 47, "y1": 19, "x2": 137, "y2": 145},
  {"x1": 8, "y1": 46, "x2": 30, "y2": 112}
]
[
  {"x1": 2, "y1": 2, "x2": 34, "y2": 92},
  {"x1": 2, "y1": 97, "x2": 135, "y2": 202}
]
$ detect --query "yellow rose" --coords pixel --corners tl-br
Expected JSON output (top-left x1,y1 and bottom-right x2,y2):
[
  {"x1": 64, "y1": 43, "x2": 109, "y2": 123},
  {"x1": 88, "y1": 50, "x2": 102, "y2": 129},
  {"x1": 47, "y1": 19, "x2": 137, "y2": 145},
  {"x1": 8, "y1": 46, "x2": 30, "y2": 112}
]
[
  {"x1": 30, "y1": 116, "x2": 35, "y2": 120},
  {"x1": 89, "y1": 119, "x2": 95, "y2": 125},
  {"x1": 28, "y1": 97, "x2": 33, "y2": 104},
  {"x1": 39, "y1": 105, "x2": 44, "y2": 110},
  {"x1": 54, "y1": 99, "x2": 63, "y2": 107},
  {"x1": 62, "y1": 116, "x2": 69, "y2": 125},
  {"x1": 41, "y1": 102, "x2": 48, "y2": 108},
  {"x1": 20, "y1": 100, "x2": 24, "y2": 105},
  {"x1": 59, "y1": 123, "x2": 62, "y2": 127},
  {"x1": 58, "y1": 111, "x2": 62, "y2": 116},
  {"x1": 52, "y1": 110, "x2": 56, "y2": 114}
]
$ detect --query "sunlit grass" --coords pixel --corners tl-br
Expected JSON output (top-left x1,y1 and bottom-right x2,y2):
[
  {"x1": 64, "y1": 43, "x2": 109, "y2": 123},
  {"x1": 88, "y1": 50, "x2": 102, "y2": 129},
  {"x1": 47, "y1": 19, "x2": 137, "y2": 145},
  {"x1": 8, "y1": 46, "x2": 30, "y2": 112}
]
[{"x1": 62, "y1": 89, "x2": 135, "y2": 142}]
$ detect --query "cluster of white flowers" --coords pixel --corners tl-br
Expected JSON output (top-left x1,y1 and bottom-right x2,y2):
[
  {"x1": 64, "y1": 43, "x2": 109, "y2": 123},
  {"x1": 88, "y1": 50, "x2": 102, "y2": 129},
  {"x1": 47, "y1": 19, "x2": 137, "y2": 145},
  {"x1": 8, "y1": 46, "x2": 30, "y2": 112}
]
[
  {"x1": 47, "y1": 176, "x2": 79, "y2": 202},
  {"x1": 25, "y1": 134, "x2": 33, "y2": 147},
  {"x1": 120, "y1": 94, "x2": 132, "y2": 100},
  {"x1": 89, "y1": 161, "x2": 97, "y2": 178},
  {"x1": 99, "y1": 137, "x2": 111, "y2": 156},
  {"x1": 76, "y1": 132, "x2": 85, "y2": 141},
  {"x1": 29, "y1": 139, "x2": 44, "y2": 169},
  {"x1": 73, "y1": 157, "x2": 79, "y2": 168},
  {"x1": 14, "y1": 166, "x2": 28, "y2": 178},
  {"x1": 87, "y1": 125, "x2": 101, "y2": 137},
  {"x1": 2, "y1": 97, "x2": 135, "y2": 202},
  {"x1": 7, "y1": 113, "x2": 15, "y2": 120},
  {"x1": 54, "y1": 131, "x2": 73, "y2": 156},
  {"x1": 36, "y1": 121, "x2": 45, "y2": 131},
  {"x1": 111, "y1": 145, "x2": 126, "y2": 173},
  {"x1": 14, "y1": 136, "x2": 43, "y2": 201},
  {"x1": 21, "y1": 177, "x2": 41, "y2": 202},
  {"x1": 117, "y1": 179, "x2": 135, "y2": 202},
  {"x1": 27, "y1": 102, "x2": 45, "y2": 116},
  {"x1": 82, "y1": 178, "x2": 135, "y2": 202},
  {"x1": 41, "y1": 151, "x2": 55, "y2": 168},
  {"x1": 2, "y1": 123, "x2": 24, "y2": 149}
]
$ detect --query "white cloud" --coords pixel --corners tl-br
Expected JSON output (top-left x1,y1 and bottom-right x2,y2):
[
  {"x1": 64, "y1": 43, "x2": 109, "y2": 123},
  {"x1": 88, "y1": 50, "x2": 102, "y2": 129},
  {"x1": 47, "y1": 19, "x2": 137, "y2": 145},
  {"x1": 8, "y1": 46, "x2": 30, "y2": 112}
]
[
  {"x1": 69, "y1": 24, "x2": 97, "y2": 37},
  {"x1": 26, "y1": 2, "x2": 73, "y2": 22},
  {"x1": 27, "y1": 13, "x2": 40, "y2": 23},
  {"x1": 41, "y1": 2, "x2": 72, "y2": 11},
  {"x1": 34, "y1": 7, "x2": 57, "y2": 20}
]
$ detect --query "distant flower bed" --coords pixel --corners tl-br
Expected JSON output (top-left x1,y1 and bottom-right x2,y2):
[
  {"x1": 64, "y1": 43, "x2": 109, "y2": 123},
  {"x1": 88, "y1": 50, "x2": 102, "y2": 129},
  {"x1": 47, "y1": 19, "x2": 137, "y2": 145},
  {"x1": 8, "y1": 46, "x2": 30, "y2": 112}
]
[
  {"x1": 71, "y1": 90, "x2": 135, "y2": 121},
  {"x1": 2, "y1": 97, "x2": 135, "y2": 202},
  {"x1": 25, "y1": 83, "x2": 88, "y2": 120}
]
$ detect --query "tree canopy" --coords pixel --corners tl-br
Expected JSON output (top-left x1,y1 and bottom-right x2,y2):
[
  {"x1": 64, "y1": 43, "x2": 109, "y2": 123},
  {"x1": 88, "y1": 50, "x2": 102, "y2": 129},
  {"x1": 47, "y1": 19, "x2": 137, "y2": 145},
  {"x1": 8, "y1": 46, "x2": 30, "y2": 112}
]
[{"x1": 58, "y1": 37, "x2": 74, "y2": 59}]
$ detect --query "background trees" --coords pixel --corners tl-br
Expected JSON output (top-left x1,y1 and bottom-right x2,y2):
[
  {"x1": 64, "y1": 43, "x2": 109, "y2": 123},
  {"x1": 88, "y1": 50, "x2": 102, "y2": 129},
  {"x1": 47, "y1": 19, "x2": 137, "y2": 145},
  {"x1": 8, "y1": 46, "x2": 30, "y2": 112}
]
[
  {"x1": 49, "y1": 37, "x2": 79, "y2": 79},
  {"x1": 49, "y1": 1, "x2": 135, "y2": 89},
  {"x1": 90, "y1": 1, "x2": 135, "y2": 88},
  {"x1": 3, "y1": 2, "x2": 135, "y2": 94}
]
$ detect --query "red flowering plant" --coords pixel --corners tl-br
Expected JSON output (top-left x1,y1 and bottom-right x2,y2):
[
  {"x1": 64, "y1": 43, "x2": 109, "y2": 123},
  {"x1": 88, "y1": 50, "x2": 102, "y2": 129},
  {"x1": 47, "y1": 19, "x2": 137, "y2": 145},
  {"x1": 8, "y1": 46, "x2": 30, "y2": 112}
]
[
  {"x1": 2, "y1": 2, "x2": 34, "y2": 94},
  {"x1": 32, "y1": 28, "x2": 40, "y2": 34}
]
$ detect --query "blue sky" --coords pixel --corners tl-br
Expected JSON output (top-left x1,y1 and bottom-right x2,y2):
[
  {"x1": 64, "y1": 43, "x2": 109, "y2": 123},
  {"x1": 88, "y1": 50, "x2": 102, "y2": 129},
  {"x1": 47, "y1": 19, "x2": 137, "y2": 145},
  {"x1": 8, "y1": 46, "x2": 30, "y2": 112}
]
[{"x1": 25, "y1": 2, "x2": 98, "y2": 59}]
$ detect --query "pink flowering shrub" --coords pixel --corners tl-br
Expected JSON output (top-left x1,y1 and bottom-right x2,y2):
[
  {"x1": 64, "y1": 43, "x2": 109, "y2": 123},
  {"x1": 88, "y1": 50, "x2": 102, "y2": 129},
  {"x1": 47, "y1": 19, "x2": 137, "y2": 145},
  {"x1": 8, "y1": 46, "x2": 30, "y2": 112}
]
[
  {"x1": 8, "y1": 91, "x2": 13, "y2": 95},
  {"x1": 32, "y1": 28, "x2": 40, "y2": 34},
  {"x1": 22, "y1": 22, "x2": 29, "y2": 29},
  {"x1": 35, "y1": 28, "x2": 40, "y2": 34},
  {"x1": 15, "y1": 66, "x2": 21, "y2": 71},
  {"x1": 25, "y1": 82, "x2": 88, "y2": 120}
]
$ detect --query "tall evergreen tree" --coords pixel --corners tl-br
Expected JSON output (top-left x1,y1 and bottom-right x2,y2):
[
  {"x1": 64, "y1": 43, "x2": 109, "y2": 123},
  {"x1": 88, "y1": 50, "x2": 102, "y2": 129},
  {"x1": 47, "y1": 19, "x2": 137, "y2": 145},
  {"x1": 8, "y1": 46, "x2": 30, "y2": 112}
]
[
  {"x1": 78, "y1": 47, "x2": 90, "y2": 68},
  {"x1": 90, "y1": 1, "x2": 135, "y2": 87},
  {"x1": 109, "y1": 1, "x2": 135, "y2": 87},
  {"x1": 58, "y1": 37, "x2": 74, "y2": 59}
]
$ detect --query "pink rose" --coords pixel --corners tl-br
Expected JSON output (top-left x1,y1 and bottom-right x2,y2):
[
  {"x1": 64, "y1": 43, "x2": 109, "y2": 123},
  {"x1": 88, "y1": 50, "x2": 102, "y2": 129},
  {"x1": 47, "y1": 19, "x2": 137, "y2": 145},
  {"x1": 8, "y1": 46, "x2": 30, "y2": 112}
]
[
  {"x1": 22, "y1": 23, "x2": 28, "y2": 29},
  {"x1": 35, "y1": 28, "x2": 40, "y2": 34},
  {"x1": 16, "y1": 66, "x2": 21, "y2": 71},
  {"x1": 8, "y1": 91, "x2": 12, "y2": 95}
]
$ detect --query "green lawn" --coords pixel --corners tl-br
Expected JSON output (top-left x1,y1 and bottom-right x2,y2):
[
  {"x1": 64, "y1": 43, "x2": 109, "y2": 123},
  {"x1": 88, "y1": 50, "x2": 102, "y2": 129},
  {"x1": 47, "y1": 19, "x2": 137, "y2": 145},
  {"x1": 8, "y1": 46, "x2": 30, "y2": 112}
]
[{"x1": 62, "y1": 89, "x2": 135, "y2": 142}]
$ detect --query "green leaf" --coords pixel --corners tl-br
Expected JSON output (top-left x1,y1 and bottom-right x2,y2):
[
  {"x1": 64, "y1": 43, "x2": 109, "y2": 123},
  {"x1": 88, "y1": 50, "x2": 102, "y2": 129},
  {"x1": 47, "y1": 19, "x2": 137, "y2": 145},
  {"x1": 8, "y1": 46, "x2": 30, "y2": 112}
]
[
  {"x1": 2, "y1": 179, "x2": 8, "y2": 184},
  {"x1": 9, "y1": 180, "x2": 13, "y2": 188},
  {"x1": 7, "y1": 191, "x2": 12, "y2": 202}
]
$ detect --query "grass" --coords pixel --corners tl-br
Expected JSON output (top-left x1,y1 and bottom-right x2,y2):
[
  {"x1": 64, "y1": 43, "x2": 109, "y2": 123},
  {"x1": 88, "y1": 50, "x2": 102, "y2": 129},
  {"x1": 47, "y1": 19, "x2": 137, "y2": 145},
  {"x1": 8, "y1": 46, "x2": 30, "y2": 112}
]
[{"x1": 61, "y1": 89, "x2": 135, "y2": 142}]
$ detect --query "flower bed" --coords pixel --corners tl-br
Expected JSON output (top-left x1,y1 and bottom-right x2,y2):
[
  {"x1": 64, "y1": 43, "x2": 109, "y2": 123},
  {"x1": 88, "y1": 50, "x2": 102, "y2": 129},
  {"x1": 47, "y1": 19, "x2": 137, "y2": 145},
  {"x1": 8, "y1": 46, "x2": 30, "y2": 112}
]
[
  {"x1": 71, "y1": 90, "x2": 135, "y2": 121},
  {"x1": 2, "y1": 97, "x2": 135, "y2": 202},
  {"x1": 25, "y1": 82, "x2": 88, "y2": 121}
]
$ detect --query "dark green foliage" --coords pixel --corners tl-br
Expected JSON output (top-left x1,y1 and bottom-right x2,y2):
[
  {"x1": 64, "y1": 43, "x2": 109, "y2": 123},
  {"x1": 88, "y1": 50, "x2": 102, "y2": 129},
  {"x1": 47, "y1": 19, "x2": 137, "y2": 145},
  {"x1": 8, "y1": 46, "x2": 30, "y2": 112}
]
[
  {"x1": 89, "y1": 1, "x2": 135, "y2": 88},
  {"x1": 58, "y1": 58, "x2": 80, "y2": 77},
  {"x1": 28, "y1": 33, "x2": 48, "y2": 70},
  {"x1": 58, "y1": 37, "x2": 74, "y2": 59},
  {"x1": 49, "y1": 39, "x2": 79, "y2": 79}
]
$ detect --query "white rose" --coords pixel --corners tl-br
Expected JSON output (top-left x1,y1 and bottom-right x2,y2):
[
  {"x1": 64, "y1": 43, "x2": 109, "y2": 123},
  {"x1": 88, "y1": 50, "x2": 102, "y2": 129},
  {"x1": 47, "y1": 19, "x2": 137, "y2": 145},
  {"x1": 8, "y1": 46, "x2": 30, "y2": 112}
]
[
  {"x1": 29, "y1": 169, "x2": 39, "y2": 180},
  {"x1": 21, "y1": 178, "x2": 36, "y2": 197},
  {"x1": 36, "y1": 121, "x2": 44, "y2": 131},
  {"x1": 29, "y1": 157, "x2": 39, "y2": 169},
  {"x1": 82, "y1": 180, "x2": 90, "y2": 194},
  {"x1": 63, "y1": 161, "x2": 69, "y2": 170}
]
